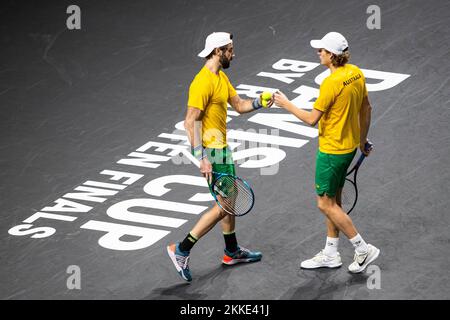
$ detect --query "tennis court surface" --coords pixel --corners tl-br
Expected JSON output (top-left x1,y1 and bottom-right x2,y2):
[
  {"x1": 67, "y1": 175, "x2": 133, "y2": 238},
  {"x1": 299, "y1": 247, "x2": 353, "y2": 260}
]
[{"x1": 1, "y1": 0, "x2": 449, "y2": 301}]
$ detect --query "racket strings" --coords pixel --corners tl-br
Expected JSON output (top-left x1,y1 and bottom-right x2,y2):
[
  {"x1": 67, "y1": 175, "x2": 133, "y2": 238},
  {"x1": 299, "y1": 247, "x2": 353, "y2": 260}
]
[
  {"x1": 341, "y1": 179, "x2": 356, "y2": 213},
  {"x1": 214, "y1": 176, "x2": 253, "y2": 215}
]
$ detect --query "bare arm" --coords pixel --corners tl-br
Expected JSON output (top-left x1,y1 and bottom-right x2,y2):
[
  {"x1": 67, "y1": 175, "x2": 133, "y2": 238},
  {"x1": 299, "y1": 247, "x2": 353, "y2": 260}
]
[
  {"x1": 184, "y1": 107, "x2": 213, "y2": 183},
  {"x1": 359, "y1": 95, "x2": 372, "y2": 154},
  {"x1": 273, "y1": 91, "x2": 323, "y2": 126},
  {"x1": 228, "y1": 94, "x2": 274, "y2": 114},
  {"x1": 184, "y1": 107, "x2": 203, "y2": 147}
]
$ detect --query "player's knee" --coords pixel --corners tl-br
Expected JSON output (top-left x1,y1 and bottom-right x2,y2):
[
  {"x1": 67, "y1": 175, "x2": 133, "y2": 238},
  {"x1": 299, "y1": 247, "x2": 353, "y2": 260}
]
[{"x1": 317, "y1": 198, "x2": 331, "y2": 213}]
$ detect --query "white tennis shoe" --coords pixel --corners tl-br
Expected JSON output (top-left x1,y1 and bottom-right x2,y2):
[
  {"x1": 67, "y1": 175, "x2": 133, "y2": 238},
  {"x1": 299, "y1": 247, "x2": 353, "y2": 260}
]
[
  {"x1": 300, "y1": 250, "x2": 342, "y2": 269},
  {"x1": 348, "y1": 244, "x2": 380, "y2": 273}
]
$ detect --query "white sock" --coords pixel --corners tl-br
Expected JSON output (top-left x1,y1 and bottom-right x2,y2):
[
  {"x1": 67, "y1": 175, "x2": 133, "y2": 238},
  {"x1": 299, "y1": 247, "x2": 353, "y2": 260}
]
[
  {"x1": 350, "y1": 233, "x2": 368, "y2": 254},
  {"x1": 323, "y1": 237, "x2": 339, "y2": 257}
]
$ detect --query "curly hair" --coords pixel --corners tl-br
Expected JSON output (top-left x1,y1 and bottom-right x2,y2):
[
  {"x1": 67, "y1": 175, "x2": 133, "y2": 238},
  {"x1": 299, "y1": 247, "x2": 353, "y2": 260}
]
[{"x1": 330, "y1": 49, "x2": 350, "y2": 67}]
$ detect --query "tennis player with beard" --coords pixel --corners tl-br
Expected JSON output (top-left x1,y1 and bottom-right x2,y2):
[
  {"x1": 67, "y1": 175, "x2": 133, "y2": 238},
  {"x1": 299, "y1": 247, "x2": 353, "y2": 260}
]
[{"x1": 167, "y1": 32, "x2": 273, "y2": 282}]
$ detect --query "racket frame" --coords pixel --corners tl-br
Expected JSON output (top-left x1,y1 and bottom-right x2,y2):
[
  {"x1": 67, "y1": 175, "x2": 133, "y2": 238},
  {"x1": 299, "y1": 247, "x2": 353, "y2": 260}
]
[
  {"x1": 209, "y1": 171, "x2": 255, "y2": 217},
  {"x1": 343, "y1": 142, "x2": 373, "y2": 215}
]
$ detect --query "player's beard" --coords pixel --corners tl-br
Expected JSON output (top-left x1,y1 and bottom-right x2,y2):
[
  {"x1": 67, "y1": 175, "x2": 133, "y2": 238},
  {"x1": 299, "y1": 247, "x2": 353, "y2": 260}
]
[{"x1": 220, "y1": 55, "x2": 231, "y2": 69}]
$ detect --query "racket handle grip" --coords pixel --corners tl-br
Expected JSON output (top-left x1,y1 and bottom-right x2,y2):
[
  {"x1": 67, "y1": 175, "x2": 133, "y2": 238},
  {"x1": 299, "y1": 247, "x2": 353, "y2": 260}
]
[
  {"x1": 355, "y1": 141, "x2": 373, "y2": 167},
  {"x1": 364, "y1": 141, "x2": 373, "y2": 153}
]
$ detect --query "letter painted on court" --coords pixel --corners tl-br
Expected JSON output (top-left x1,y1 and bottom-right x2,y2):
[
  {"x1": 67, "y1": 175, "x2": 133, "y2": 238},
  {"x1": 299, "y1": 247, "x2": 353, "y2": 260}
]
[
  {"x1": 228, "y1": 129, "x2": 308, "y2": 148},
  {"x1": 272, "y1": 59, "x2": 320, "y2": 73},
  {"x1": 24, "y1": 212, "x2": 77, "y2": 223},
  {"x1": 100, "y1": 170, "x2": 144, "y2": 185},
  {"x1": 117, "y1": 152, "x2": 171, "y2": 169},
  {"x1": 63, "y1": 186, "x2": 119, "y2": 203},
  {"x1": 248, "y1": 113, "x2": 318, "y2": 138},
  {"x1": 143, "y1": 175, "x2": 213, "y2": 202},
  {"x1": 233, "y1": 147, "x2": 286, "y2": 169},
  {"x1": 42, "y1": 198, "x2": 93, "y2": 213},
  {"x1": 257, "y1": 72, "x2": 305, "y2": 84},
  {"x1": 106, "y1": 198, "x2": 208, "y2": 228},
  {"x1": 80, "y1": 220, "x2": 170, "y2": 251},
  {"x1": 290, "y1": 85, "x2": 319, "y2": 109},
  {"x1": 8, "y1": 224, "x2": 56, "y2": 238}
]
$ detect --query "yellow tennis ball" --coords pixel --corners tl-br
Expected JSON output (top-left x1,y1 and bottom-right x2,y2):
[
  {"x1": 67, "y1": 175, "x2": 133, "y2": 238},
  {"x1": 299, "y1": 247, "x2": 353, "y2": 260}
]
[
  {"x1": 261, "y1": 91, "x2": 272, "y2": 108},
  {"x1": 261, "y1": 92, "x2": 272, "y2": 101}
]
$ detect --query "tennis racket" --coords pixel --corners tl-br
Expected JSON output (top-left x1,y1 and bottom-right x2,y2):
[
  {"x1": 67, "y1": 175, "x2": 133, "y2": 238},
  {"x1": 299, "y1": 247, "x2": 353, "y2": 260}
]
[
  {"x1": 208, "y1": 171, "x2": 255, "y2": 217},
  {"x1": 341, "y1": 141, "x2": 373, "y2": 215}
]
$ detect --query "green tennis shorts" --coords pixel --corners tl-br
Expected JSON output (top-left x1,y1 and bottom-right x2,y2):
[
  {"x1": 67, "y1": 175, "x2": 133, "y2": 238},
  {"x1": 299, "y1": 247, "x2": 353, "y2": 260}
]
[
  {"x1": 205, "y1": 146, "x2": 236, "y2": 176},
  {"x1": 315, "y1": 149, "x2": 356, "y2": 197}
]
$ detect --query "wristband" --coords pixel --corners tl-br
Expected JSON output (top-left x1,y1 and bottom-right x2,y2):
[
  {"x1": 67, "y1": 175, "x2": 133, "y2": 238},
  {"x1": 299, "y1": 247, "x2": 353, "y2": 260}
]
[
  {"x1": 252, "y1": 98, "x2": 262, "y2": 110},
  {"x1": 192, "y1": 145, "x2": 206, "y2": 161}
]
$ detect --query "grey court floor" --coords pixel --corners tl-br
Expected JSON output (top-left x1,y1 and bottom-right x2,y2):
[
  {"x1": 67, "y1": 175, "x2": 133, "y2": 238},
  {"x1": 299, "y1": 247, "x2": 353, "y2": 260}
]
[{"x1": 1, "y1": 0, "x2": 449, "y2": 300}]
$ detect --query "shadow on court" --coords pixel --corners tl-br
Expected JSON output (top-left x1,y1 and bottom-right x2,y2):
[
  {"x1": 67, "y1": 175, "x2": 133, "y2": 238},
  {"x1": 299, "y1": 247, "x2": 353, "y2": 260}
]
[
  {"x1": 143, "y1": 264, "x2": 239, "y2": 300},
  {"x1": 279, "y1": 268, "x2": 371, "y2": 300}
]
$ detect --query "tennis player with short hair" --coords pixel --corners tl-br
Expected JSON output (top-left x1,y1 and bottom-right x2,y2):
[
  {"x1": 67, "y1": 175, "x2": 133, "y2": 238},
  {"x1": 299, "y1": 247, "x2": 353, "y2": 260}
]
[
  {"x1": 273, "y1": 32, "x2": 380, "y2": 273},
  {"x1": 167, "y1": 32, "x2": 273, "y2": 282}
]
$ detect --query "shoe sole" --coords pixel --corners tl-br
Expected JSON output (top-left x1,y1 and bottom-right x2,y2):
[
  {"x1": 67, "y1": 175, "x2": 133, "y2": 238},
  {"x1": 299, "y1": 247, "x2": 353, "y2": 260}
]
[
  {"x1": 166, "y1": 245, "x2": 191, "y2": 282},
  {"x1": 349, "y1": 247, "x2": 380, "y2": 273},
  {"x1": 300, "y1": 262, "x2": 342, "y2": 269},
  {"x1": 222, "y1": 258, "x2": 262, "y2": 266}
]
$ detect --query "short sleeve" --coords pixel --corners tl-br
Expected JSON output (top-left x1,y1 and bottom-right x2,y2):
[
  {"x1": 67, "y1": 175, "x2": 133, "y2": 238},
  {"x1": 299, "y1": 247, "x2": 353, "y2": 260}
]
[
  {"x1": 363, "y1": 80, "x2": 368, "y2": 98},
  {"x1": 227, "y1": 77, "x2": 237, "y2": 99},
  {"x1": 188, "y1": 77, "x2": 210, "y2": 111},
  {"x1": 313, "y1": 78, "x2": 337, "y2": 113}
]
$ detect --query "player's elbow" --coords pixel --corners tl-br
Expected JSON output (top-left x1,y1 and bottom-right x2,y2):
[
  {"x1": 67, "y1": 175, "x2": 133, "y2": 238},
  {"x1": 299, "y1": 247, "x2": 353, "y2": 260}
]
[
  {"x1": 309, "y1": 116, "x2": 320, "y2": 126},
  {"x1": 184, "y1": 119, "x2": 193, "y2": 131},
  {"x1": 233, "y1": 101, "x2": 244, "y2": 114},
  {"x1": 234, "y1": 105, "x2": 244, "y2": 114},
  {"x1": 307, "y1": 109, "x2": 322, "y2": 126},
  {"x1": 363, "y1": 101, "x2": 372, "y2": 113},
  {"x1": 361, "y1": 103, "x2": 372, "y2": 121},
  {"x1": 362, "y1": 97, "x2": 372, "y2": 113}
]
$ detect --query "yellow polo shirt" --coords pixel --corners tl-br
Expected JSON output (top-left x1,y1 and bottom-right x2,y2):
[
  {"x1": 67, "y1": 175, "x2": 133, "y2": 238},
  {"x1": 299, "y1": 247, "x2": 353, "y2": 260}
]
[
  {"x1": 314, "y1": 64, "x2": 368, "y2": 154},
  {"x1": 188, "y1": 66, "x2": 237, "y2": 148}
]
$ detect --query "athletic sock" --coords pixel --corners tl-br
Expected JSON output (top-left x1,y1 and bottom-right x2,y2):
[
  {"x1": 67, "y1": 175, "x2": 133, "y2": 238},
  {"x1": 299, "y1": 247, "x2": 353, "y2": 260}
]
[
  {"x1": 179, "y1": 232, "x2": 198, "y2": 253},
  {"x1": 323, "y1": 236, "x2": 339, "y2": 257},
  {"x1": 349, "y1": 233, "x2": 368, "y2": 254},
  {"x1": 223, "y1": 230, "x2": 238, "y2": 253}
]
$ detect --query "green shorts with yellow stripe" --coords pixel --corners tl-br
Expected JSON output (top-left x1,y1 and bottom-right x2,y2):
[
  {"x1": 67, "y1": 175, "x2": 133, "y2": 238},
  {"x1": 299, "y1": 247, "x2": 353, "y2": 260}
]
[
  {"x1": 315, "y1": 149, "x2": 356, "y2": 197},
  {"x1": 205, "y1": 146, "x2": 236, "y2": 176},
  {"x1": 204, "y1": 146, "x2": 235, "y2": 197}
]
